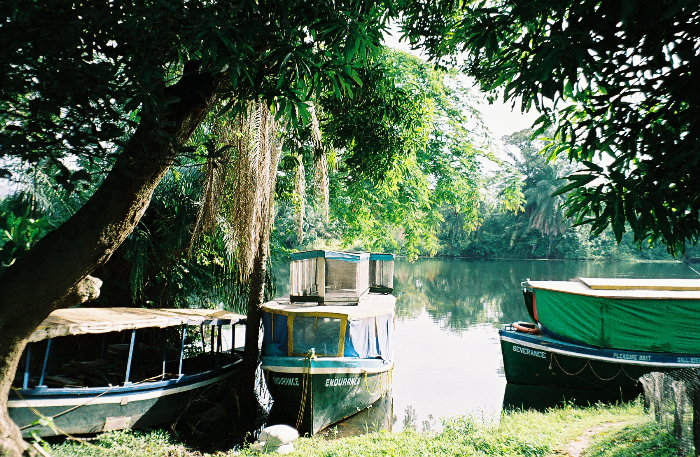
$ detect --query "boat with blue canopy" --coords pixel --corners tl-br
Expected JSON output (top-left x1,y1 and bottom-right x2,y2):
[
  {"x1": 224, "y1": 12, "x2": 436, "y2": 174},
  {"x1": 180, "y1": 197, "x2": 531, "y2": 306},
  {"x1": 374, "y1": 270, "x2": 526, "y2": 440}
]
[{"x1": 262, "y1": 250, "x2": 395, "y2": 434}]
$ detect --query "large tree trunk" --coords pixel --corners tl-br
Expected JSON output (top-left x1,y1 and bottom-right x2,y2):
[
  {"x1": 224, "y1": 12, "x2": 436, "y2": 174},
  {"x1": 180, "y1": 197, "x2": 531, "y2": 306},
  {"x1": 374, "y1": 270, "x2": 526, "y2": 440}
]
[
  {"x1": 239, "y1": 232, "x2": 270, "y2": 428},
  {"x1": 0, "y1": 67, "x2": 222, "y2": 457}
]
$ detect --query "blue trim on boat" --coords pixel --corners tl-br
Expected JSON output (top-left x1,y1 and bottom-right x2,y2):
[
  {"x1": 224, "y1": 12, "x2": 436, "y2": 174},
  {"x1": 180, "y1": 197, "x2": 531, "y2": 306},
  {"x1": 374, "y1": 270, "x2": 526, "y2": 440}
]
[
  {"x1": 9, "y1": 361, "x2": 241, "y2": 400},
  {"x1": 500, "y1": 327, "x2": 700, "y2": 367},
  {"x1": 261, "y1": 356, "x2": 388, "y2": 369},
  {"x1": 290, "y1": 250, "x2": 370, "y2": 262}
]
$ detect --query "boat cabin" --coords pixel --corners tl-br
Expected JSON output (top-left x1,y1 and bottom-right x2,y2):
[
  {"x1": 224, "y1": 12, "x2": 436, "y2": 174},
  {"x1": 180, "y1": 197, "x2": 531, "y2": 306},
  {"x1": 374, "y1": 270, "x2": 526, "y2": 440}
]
[
  {"x1": 369, "y1": 253, "x2": 394, "y2": 294},
  {"x1": 14, "y1": 308, "x2": 245, "y2": 390},
  {"x1": 261, "y1": 295, "x2": 395, "y2": 360},
  {"x1": 524, "y1": 277, "x2": 700, "y2": 354},
  {"x1": 291, "y1": 250, "x2": 390, "y2": 304}
]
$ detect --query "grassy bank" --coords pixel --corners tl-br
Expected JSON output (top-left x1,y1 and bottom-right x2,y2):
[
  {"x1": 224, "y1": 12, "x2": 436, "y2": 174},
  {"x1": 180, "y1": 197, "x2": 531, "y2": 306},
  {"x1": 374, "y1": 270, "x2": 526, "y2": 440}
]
[{"x1": 47, "y1": 401, "x2": 676, "y2": 457}]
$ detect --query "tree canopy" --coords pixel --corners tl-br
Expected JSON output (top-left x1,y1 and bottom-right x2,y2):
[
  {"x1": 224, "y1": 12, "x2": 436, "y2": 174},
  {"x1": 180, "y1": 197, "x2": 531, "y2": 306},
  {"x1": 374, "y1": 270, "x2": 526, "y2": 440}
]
[
  {"x1": 272, "y1": 49, "x2": 496, "y2": 259},
  {"x1": 0, "y1": 0, "x2": 391, "y2": 181},
  {"x1": 401, "y1": 0, "x2": 700, "y2": 253}
]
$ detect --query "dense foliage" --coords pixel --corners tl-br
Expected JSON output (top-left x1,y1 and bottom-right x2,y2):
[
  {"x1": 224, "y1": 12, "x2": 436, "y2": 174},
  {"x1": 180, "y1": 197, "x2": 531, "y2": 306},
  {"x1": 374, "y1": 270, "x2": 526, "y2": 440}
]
[
  {"x1": 0, "y1": 0, "x2": 394, "y2": 188},
  {"x1": 274, "y1": 49, "x2": 499, "y2": 259},
  {"x1": 442, "y1": 130, "x2": 683, "y2": 260},
  {"x1": 400, "y1": 0, "x2": 700, "y2": 254}
]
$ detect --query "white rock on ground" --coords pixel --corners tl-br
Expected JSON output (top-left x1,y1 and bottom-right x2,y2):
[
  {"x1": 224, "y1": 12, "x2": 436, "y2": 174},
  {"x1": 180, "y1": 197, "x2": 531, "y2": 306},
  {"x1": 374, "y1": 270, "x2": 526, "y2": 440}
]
[{"x1": 252, "y1": 424, "x2": 299, "y2": 453}]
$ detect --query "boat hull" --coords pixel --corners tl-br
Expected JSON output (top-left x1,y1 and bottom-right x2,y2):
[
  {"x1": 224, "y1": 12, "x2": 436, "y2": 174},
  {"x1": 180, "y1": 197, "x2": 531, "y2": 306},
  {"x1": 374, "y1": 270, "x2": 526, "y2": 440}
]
[
  {"x1": 500, "y1": 327, "x2": 700, "y2": 394},
  {"x1": 9, "y1": 363, "x2": 240, "y2": 437},
  {"x1": 262, "y1": 356, "x2": 392, "y2": 434}
]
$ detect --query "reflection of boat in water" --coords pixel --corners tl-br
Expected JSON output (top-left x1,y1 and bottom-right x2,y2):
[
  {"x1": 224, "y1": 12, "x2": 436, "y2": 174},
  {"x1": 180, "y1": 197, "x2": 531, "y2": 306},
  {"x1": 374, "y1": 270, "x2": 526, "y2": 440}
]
[
  {"x1": 500, "y1": 278, "x2": 700, "y2": 393},
  {"x1": 10, "y1": 307, "x2": 245, "y2": 437},
  {"x1": 261, "y1": 250, "x2": 395, "y2": 435}
]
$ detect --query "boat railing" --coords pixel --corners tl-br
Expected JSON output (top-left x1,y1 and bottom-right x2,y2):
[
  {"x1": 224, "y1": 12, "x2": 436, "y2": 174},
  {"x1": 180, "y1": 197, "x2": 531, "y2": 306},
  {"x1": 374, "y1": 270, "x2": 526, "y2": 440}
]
[{"x1": 14, "y1": 320, "x2": 245, "y2": 393}]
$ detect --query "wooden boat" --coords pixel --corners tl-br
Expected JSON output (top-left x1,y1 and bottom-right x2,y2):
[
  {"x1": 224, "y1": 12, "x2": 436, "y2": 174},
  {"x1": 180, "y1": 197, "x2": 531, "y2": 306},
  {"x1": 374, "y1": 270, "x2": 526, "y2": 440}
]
[
  {"x1": 501, "y1": 277, "x2": 700, "y2": 392},
  {"x1": 261, "y1": 250, "x2": 395, "y2": 434},
  {"x1": 9, "y1": 307, "x2": 245, "y2": 437}
]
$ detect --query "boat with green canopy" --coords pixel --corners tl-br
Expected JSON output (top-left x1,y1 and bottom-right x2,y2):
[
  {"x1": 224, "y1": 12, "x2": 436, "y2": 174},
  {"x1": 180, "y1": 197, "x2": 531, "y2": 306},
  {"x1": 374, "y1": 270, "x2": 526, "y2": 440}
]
[
  {"x1": 261, "y1": 250, "x2": 395, "y2": 434},
  {"x1": 500, "y1": 277, "x2": 700, "y2": 393},
  {"x1": 527, "y1": 277, "x2": 700, "y2": 353}
]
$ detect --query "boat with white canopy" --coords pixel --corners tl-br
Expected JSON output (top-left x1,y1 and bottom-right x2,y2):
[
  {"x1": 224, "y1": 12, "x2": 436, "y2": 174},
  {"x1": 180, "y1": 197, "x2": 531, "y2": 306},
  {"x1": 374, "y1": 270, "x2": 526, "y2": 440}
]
[
  {"x1": 9, "y1": 307, "x2": 245, "y2": 436},
  {"x1": 262, "y1": 250, "x2": 395, "y2": 434}
]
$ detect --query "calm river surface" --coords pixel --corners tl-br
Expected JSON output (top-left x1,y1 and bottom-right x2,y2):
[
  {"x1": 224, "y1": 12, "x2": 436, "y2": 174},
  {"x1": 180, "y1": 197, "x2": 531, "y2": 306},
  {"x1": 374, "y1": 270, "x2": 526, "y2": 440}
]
[{"x1": 272, "y1": 258, "x2": 699, "y2": 435}]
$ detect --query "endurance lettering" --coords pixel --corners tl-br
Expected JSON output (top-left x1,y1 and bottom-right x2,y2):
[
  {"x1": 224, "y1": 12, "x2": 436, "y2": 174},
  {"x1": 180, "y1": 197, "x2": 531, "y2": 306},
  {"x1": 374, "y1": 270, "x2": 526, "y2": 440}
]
[
  {"x1": 274, "y1": 377, "x2": 300, "y2": 386},
  {"x1": 325, "y1": 378, "x2": 361, "y2": 387}
]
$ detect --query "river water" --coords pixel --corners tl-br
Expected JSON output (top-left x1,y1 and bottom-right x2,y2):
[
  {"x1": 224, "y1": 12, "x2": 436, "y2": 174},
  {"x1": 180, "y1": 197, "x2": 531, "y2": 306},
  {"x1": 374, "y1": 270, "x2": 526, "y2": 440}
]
[{"x1": 272, "y1": 258, "x2": 699, "y2": 435}]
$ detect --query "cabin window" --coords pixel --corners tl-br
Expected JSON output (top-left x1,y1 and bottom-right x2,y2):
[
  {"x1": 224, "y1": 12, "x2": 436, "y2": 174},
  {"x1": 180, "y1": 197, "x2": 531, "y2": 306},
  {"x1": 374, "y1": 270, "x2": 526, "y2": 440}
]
[
  {"x1": 344, "y1": 314, "x2": 394, "y2": 362},
  {"x1": 261, "y1": 313, "x2": 289, "y2": 356},
  {"x1": 325, "y1": 258, "x2": 369, "y2": 300},
  {"x1": 369, "y1": 254, "x2": 394, "y2": 293},
  {"x1": 291, "y1": 316, "x2": 342, "y2": 356}
]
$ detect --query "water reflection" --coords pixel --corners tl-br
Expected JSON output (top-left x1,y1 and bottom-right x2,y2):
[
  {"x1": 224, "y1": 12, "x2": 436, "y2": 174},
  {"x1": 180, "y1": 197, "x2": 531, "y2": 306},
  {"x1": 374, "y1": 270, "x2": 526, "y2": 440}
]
[
  {"x1": 393, "y1": 258, "x2": 699, "y2": 332},
  {"x1": 272, "y1": 258, "x2": 698, "y2": 435}
]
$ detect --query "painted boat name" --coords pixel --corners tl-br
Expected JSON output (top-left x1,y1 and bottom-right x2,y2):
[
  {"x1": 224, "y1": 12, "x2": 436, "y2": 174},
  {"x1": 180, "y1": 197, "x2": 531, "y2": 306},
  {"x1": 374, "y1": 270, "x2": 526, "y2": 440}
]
[
  {"x1": 513, "y1": 345, "x2": 547, "y2": 359},
  {"x1": 612, "y1": 353, "x2": 652, "y2": 362},
  {"x1": 676, "y1": 357, "x2": 700, "y2": 364},
  {"x1": 325, "y1": 378, "x2": 360, "y2": 387},
  {"x1": 273, "y1": 377, "x2": 300, "y2": 386}
]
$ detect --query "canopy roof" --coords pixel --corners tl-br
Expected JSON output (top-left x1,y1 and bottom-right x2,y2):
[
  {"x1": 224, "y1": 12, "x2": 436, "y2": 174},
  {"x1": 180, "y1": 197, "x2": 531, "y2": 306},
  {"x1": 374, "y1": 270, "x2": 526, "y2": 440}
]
[
  {"x1": 30, "y1": 308, "x2": 245, "y2": 343},
  {"x1": 528, "y1": 278, "x2": 700, "y2": 299},
  {"x1": 262, "y1": 294, "x2": 395, "y2": 319},
  {"x1": 290, "y1": 249, "x2": 370, "y2": 262},
  {"x1": 579, "y1": 277, "x2": 700, "y2": 291}
]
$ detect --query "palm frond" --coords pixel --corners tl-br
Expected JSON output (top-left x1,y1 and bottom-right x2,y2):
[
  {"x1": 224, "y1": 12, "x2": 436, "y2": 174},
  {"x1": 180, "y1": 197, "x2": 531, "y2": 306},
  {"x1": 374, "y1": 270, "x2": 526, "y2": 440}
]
[{"x1": 295, "y1": 157, "x2": 306, "y2": 242}]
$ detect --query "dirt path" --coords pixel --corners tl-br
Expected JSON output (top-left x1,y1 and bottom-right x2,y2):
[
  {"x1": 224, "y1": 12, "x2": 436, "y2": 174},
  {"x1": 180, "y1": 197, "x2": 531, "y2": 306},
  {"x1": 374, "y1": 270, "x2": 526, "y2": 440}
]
[{"x1": 552, "y1": 421, "x2": 626, "y2": 457}]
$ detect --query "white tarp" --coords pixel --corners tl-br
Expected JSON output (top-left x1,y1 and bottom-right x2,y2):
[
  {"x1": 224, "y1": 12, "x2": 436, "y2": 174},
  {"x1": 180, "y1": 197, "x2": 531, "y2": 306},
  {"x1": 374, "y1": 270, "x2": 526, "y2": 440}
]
[{"x1": 29, "y1": 307, "x2": 245, "y2": 342}]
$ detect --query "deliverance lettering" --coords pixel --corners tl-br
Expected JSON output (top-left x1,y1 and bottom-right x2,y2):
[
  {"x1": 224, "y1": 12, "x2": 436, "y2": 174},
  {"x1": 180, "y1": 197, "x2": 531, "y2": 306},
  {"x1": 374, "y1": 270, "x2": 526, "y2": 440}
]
[{"x1": 512, "y1": 345, "x2": 547, "y2": 359}]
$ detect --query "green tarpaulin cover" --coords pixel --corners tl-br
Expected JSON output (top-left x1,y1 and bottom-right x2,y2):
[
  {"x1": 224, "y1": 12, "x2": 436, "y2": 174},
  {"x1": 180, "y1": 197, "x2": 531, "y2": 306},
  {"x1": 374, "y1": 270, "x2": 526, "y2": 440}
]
[{"x1": 535, "y1": 288, "x2": 700, "y2": 354}]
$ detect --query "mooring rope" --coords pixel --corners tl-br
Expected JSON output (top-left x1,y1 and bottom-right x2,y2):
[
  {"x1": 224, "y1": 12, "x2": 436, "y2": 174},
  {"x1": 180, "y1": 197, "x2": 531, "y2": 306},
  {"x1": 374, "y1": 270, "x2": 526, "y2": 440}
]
[
  {"x1": 296, "y1": 349, "x2": 315, "y2": 430},
  {"x1": 362, "y1": 367, "x2": 392, "y2": 397},
  {"x1": 550, "y1": 353, "x2": 640, "y2": 383}
]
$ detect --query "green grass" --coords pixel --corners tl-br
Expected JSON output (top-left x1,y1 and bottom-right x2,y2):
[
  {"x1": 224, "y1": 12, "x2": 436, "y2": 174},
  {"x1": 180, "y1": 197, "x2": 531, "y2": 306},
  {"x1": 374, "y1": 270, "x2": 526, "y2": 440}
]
[
  {"x1": 45, "y1": 401, "x2": 678, "y2": 457},
  {"x1": 583, "y1": 421, "x2": 678, "y2": 457}
]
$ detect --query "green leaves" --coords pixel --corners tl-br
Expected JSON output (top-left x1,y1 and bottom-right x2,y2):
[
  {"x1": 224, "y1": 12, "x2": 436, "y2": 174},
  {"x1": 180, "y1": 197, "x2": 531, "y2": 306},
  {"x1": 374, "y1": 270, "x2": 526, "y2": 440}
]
[
  {"x1": 0, "y1": 207, "x2": 53, "y2": 271},
  {"x1": 400, "y1": 0, "x2": 700, "y2": 253},
  {"x1": 552, "y1": 173, "x2": 597, "y2": 197},
  {"x1": 315, "y1": 49, "x2": 488, "y2": 258}
]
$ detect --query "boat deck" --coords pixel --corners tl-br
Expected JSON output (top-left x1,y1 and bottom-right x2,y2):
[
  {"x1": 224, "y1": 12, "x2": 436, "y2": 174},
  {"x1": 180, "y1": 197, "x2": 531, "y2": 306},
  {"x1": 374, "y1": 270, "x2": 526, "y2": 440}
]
[{"x1": 263, "y1": 294, "x2": 396, "y2": 319}]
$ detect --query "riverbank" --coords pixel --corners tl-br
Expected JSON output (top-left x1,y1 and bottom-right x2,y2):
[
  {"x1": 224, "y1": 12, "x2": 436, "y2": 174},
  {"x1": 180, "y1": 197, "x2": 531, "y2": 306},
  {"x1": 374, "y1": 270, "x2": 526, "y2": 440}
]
[{"x1": 48, "y1": 401, "x2": 676, "y2": 457}]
